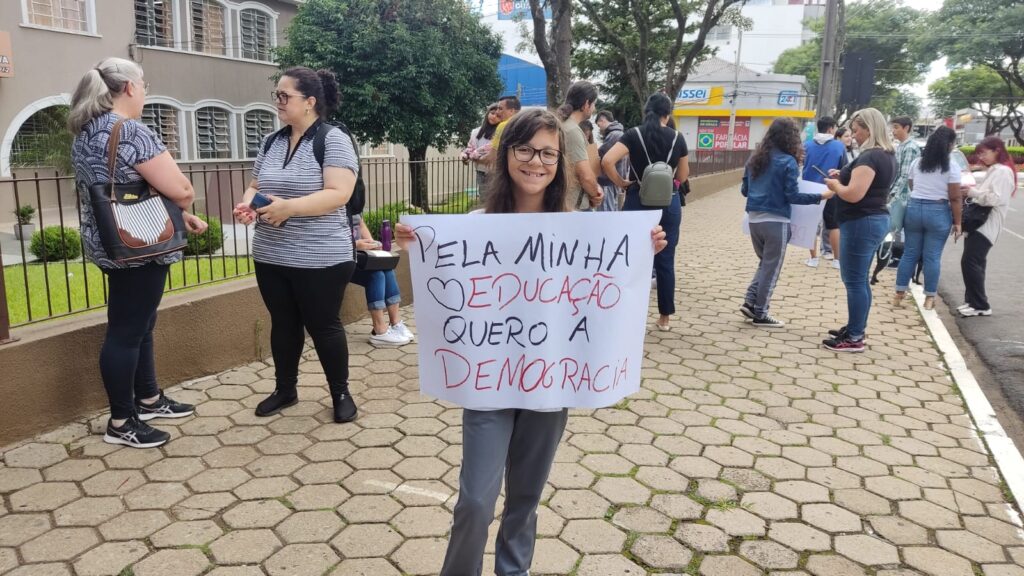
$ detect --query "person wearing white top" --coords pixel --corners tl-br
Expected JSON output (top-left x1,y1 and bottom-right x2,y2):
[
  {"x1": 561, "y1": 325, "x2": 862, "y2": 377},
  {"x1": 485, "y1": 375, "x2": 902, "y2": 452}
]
[
  {"x1": 959, "y1": 136, "x2": 1018, "y2": 317},
  {"x1": 893, "y1": 127, "x2": 963, "y2": 310}
]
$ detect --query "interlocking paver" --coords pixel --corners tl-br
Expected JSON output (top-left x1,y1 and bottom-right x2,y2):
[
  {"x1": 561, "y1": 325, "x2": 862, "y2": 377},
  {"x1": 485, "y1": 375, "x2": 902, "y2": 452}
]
[{"x1": 5, "y1": 184, "x2": 1024, "y2": 575}]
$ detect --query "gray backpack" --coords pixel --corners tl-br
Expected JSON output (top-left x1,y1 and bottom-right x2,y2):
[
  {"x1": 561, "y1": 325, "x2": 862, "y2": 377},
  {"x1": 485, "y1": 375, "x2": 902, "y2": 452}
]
[{"x1": 634, "y1": 127, "x2": 678, "y2": 207}]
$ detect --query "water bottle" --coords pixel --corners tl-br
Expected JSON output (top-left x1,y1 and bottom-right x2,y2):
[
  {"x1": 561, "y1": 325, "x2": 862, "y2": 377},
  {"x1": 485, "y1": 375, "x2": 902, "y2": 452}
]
[{"x1": 380, "y1": 219, "x2": 392, "y2": 252}]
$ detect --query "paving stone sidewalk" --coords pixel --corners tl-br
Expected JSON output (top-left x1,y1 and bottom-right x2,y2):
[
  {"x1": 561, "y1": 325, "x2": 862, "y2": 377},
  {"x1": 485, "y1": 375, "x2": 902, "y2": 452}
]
[{"x1": 3, "y1": 185, "x2": 1024, "y2": 576}]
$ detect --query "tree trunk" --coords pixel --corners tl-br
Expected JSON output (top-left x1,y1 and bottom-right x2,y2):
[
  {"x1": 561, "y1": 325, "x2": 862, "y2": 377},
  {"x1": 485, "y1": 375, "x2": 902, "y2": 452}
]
[
  {"x1": 530, "y1": 0, "x2": 572, "y2": 109},
  {"x1": 408, "y1": 145, "x2": 431, "y2": 212}
]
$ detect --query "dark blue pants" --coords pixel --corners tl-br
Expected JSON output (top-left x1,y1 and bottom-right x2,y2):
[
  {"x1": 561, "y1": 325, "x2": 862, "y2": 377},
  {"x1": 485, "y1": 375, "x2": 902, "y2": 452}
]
[
  {"x1": 624, "y1": 191, "x2": 681, "y2": 316},
  {"x1": 838, "y1": 214, "x2": 890, "y2": 340}
]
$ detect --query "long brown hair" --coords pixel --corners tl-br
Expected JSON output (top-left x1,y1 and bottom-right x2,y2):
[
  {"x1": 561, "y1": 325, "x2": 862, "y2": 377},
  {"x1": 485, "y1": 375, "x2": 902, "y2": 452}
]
[
  {"x1": 484, "y1": 109, "x2": 571, "y2": 214},
  {"x1": 747, "y1": 117, "x2": 803, "y2": 179}
]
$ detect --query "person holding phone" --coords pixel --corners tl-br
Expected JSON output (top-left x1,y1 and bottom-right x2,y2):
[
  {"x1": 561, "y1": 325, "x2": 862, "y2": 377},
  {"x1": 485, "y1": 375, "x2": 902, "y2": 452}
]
[
  {"x1": 232, "y1": 67, "x2": 361, "y2": 424},
  {"x1": 823, "y1": 108, "x2": 897, "y2": 352},
  {"x1": 802, "y1": 117, "x2": 847, "y2": 269},
  {"x1": 741, "y1": 118, "x2": 834, "y2": 328}
]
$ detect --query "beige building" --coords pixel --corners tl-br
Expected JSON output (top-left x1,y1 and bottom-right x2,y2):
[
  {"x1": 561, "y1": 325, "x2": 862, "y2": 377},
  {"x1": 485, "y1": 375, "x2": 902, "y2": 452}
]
[{"x1": 0, "y1": 0, "x2": 306, "y2": 177}]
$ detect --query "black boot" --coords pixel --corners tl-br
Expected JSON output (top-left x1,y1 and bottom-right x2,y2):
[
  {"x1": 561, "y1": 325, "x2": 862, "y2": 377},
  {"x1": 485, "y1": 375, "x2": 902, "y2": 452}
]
[
  {"x1": 255, "y1": 389, "x2": 298, "y2": 417},
  {"x1": 333, "y1": 392, "x2": 357, "y2": 423}
]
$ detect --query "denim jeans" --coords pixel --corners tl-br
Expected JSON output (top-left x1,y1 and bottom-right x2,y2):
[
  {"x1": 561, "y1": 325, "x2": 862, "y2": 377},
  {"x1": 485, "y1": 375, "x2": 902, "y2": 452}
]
[
  {"x1": 895, "y1": 198, "x2": 952, "y2": 296},
  {"x1": 839, "y1": 214, "x2": 890, "y2": 340},
  {"x1": 624, "y1": 190, "x2": 681, "y2": 316},
  {"x1": 350, "y1": 268, "x2": 402, "y2": 310}
]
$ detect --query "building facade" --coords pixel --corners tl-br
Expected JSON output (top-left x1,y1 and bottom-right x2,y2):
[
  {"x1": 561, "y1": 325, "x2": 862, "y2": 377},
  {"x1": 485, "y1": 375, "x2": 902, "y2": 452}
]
[
  {"x1": 0, "y1": 0, "x2": 303, "y2": 178},
  {"x1": 674, "y1": 58, "x2": 813, "y2": 151},
  {"x1": 702, "y1": 0, "x2": 826, "y2": 74}
]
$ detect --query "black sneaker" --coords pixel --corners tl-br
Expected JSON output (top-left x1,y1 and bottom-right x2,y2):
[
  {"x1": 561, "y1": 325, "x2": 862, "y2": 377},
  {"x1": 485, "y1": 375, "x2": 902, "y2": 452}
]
[
  {"x1": 333, "y1": 393, "x2": 357, "y2": 423},
  {"x1": 255, "y1": 389, "x2": 298, "y2": 417},
  {"x1": 136, "y1": 391, "x2": 195, "y2": 421},
  {"x1": 752, "y1": 315, "x2": 785, "y2": 328},
  {"x1": 740, "y1": 303, "x2": 757, "y2": 320},
  {"x1": 823, "y1": 335, "x2": 866, "y2": 353},
  {"x1": 827, "y1": 326, "x2": 848, "y2": 338},
  {"x1": 103, "y1": 416, "x2": 170, "y2": 449}
]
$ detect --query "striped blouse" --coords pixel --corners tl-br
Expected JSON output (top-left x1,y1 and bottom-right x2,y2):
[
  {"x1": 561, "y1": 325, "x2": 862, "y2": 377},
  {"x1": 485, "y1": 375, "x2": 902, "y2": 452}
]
[{"x1": 251, "y1": 121, "x2": 360, "y2": 268}]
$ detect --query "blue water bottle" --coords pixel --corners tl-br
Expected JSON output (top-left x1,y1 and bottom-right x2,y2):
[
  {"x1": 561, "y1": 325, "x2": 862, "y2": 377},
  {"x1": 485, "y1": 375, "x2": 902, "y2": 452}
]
[{"x1": 380, "y1": 220, "x2": 392, "y2": 252}]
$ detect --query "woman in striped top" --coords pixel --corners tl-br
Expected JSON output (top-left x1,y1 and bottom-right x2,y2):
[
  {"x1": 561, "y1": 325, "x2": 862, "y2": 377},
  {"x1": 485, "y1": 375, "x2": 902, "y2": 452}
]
[{"x1": 232, "y1": 67, "x2": 361, "y2": 423}]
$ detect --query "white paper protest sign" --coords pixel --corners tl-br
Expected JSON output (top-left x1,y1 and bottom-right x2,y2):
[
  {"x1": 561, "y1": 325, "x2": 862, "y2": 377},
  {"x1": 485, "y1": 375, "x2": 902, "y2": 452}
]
[
  {"x1": 402, "y1": 211, "x2": 662, "y2": 410},
  {"x1": 741, "y1": 179, "x2": 827, "y2": 249}
]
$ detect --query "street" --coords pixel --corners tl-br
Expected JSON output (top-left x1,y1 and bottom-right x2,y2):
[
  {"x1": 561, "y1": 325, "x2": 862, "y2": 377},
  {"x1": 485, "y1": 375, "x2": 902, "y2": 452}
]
[{"x1": 936, "y1": 200, "x2": 1024, "y2": 442}]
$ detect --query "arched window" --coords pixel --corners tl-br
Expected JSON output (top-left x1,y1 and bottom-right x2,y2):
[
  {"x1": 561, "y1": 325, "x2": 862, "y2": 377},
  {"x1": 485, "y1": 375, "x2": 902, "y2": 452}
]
[
  {"x1": 135, "y1": 0, "x2": 174, "y2": 48},
  {"x1": 244, "y1": 110, "x2": 275, "y2": 158},
  {"x1": 191, "y1": 0, "x2": 227, "y2": 56},
  {"x1": 10, "y1": 106, "x2": 72, "y2": 169},
  {"x1": 195, "y1": 106, "x2": 232, "y2": 159},
  {"x1": 141, "y1": 104, "x2": 182, "y2": 159},
  {"x1": 240, "y1": 8, "x2": 272, "y2": 62}
]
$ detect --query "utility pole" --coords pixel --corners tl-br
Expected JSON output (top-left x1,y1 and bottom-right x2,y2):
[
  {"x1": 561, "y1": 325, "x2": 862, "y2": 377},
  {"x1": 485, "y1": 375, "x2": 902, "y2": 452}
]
[
  {"x1": 727, "y1": 29, "x2": 743, "y2": 151},
  {"x1": 816, "y1": 0, "x2": 840, "y2": 118}
]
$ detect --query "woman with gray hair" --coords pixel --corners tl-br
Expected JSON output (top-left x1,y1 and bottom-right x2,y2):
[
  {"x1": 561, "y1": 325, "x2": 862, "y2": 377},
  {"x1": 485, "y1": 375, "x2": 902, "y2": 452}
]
[
  {"x1": 822, "y1": 108, "x2": 897, "y2": 352},
  {"x1": 70, "y1": 57, "x2": 208, "y2": 448}
]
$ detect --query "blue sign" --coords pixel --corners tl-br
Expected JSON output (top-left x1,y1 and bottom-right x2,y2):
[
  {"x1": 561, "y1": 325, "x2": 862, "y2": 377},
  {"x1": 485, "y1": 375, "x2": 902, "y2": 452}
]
[{"x1": 778, "y1": 91, "x2": 799, "y2": 106}]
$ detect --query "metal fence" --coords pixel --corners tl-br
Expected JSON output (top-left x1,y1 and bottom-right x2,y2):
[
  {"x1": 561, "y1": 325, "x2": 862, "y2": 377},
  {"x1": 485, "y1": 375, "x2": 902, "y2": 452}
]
[{"x1": 0, "y1": 151, "x2": 746, "y2": 336}]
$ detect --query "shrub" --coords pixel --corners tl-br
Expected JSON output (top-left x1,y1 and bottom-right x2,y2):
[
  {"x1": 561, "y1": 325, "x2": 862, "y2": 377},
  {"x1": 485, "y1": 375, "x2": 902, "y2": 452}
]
[
  {"x1": 30, "y1": 226, "x2": 81, "y2": 262},
  {"x1": 959, "y1": 145, "x2": 1024, "y2": 168},
  {"x1": 184, "y1": 214, "x2": 224, "y2": 256},
  {"x1": 360, "y1": 203, "x2": 424, "y2": 240},
  {"x1": 13, "y1": 204, "x2": 36, "y2": 225}
]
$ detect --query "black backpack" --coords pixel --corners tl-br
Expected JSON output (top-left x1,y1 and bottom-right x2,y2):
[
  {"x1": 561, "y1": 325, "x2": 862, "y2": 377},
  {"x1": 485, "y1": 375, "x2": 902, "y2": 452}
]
[{"x1": 261, "y1": 121, "x2": 366, "y2": 217}]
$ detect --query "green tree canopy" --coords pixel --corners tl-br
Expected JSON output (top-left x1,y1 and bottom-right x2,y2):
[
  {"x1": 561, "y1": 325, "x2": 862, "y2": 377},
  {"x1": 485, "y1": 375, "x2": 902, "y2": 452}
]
[
  {"x1": 930, "y1": 67, "x2": 1023, "y2": 142},
  {"x1": 572, "y1": 0, "x2": 746, "y2": 124},
  {"x1": 925, "y1": 0, "x2": 1024, "y2": 94},
  {"x1": 773, "y1": 0, "x2": 930, "y2": 118},
  {"x1": 277, "y1": 0, "x2": 504, "y2": 208}
]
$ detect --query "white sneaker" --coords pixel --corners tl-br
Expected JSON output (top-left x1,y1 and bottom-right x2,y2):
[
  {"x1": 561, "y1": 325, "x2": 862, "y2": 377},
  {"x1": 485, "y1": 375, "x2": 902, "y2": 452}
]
[
  {"x1": 370, "y1": 326, "x2": 412, "y2": 347},
  {"x1": 959, "y1": 306, "x2": 992, "y2": 317},
  {"x1": 956, "y1": 303, "x2": 971, "y2": 311},
  {"x1": 832, "y1": 260, "x2": 841, "y2": 270},
  {"x1": 391, "y1": 321, "x2": 415, "y2": 342},
  {"x1": 823, "y1": 252, "x2": 834, "y2": 260},
  {"x1": 805, "y1": 258, "x2": 819, "y2": 268}
]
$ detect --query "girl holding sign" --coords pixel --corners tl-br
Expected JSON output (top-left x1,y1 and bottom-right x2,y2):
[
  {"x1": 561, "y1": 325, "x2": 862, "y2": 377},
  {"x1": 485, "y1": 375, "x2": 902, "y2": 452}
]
[
  {"x1": 740, "y1": 117, "x2": 835, "y2": 328},
  {"x1": 396, "y1": 109, "x2": 667, "y2": 576}
]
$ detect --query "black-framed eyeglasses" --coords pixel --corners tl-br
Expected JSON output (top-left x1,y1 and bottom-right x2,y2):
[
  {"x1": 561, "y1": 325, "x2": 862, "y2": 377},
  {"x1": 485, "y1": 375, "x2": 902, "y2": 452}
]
[
  {"x1": 511, "y1": 145, "x2": 561, "y2": 165},
  {"x1": 272, "y1": 91, "x2": 303, "y2": 104}
]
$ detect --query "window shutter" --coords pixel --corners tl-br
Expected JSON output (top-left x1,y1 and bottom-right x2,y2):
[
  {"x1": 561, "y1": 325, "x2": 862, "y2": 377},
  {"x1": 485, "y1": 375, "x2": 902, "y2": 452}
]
[
  {"x1": 240, "y1": 9, "x2": 272, "y2": 61},
  {"x1": 191, "y1": 0, "x2": 226, "y2": 55},
  {"x1": 244, "y1": 111, "x2": 275, "y2": 158},
  {"x1": 196, "y1": 107, "x2": 232, "y2": 160},
  {"x1": 135, "y1": 0, "x2": 173, "y2": 47},
  {"x1": 142, "y1": 105, "x2": 181, "y2": 159},
  {"x1": 28, "y1": 0, "x2": 89, "y2": 32}
]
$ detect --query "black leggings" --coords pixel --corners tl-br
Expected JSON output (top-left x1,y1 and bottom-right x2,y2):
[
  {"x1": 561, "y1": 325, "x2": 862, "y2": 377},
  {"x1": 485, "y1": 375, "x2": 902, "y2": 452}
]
[
  {"x1": 101, "y1": 263, "x2": 168, "y2": 420},
  {"x1": 255, "y1": 261, "x2": 356, "y2": 396},
  {"x1": 961, "y1": 232, "x2": 993, "y2": 310}
]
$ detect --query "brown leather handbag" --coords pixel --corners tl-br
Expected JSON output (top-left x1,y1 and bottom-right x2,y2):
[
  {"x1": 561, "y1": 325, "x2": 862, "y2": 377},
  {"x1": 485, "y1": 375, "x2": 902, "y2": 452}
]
[{"x1": 87, "y1": 118, "x2": 187, "y2": 263}]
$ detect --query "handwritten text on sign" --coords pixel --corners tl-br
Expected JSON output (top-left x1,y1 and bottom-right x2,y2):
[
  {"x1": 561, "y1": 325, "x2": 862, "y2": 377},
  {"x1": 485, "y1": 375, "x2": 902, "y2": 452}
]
[{"x1": 403, "y1": 211, "x2": 661, "y2": 410}]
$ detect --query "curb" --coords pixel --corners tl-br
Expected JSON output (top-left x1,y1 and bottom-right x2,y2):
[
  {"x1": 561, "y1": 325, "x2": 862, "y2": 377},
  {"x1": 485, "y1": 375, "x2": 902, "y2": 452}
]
[{"x1": 911, "y1": 284, "x2": 1024, "y2": 517}]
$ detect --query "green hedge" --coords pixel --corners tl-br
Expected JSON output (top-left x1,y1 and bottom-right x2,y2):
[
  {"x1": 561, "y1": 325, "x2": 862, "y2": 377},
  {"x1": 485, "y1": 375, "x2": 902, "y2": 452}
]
[
  {"x1": 959, "y1": 145, "x2": 1024, "y2": 156},
  {"x1": 184, "y1": 214, "x2": 224, "y2": 256},
  {"x1": 30, "y1": 226, "x2": 81, "y2": 262}
]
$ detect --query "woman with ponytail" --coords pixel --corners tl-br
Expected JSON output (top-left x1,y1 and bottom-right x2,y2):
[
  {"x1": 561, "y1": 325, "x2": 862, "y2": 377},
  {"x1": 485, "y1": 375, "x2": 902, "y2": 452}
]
[
  {"x1": 559, "y1": 81, "x2": 604, "y2": 210},
  {"x1": 232, "y1": 67, "x2": 362, "y2": 423},
  {"x1": 602, "y1": 92, "x2": 690, "y2": 331},
  {"x1": 70, "y1": 57, "x2": 208, "y2": 449}
]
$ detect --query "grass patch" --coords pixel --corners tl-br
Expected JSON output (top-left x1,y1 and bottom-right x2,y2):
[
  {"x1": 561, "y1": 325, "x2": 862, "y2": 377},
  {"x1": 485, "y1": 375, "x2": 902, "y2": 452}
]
[
  {"x1": 880, "y1": 434, "x2": 892, "y2": 445},
  {"x1": 432, "y1": 191, "x2": 478, "y2": 214},
  {"x1": 4, "y1": 256, "x2": 254, "y2": 325},
  {"x1": 117, "y1": 568, "x2": 134, "y2": 576}
]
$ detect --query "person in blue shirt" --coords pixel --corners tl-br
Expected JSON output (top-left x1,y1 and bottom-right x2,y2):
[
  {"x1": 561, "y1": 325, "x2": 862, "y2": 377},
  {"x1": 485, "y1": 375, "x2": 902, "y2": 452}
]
[
  {"x1": 802, "y1": 116, "x2": 848, "y2": 269},
  {"x1": 741, "y1": 117, "x2": 835, "y2": 328}
]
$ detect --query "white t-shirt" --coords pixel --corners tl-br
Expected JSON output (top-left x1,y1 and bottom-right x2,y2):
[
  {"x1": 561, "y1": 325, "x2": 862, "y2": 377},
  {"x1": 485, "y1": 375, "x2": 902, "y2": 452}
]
[{"x1": 909, "y1": 156, "x2": 961, "y2": 202}]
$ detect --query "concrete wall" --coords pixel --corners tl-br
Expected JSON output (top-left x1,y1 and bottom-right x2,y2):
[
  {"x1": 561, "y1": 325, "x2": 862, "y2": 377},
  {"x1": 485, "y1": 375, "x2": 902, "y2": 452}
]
[{"x1": 0, "y1": 168, "x2": 743, "y2": 447}]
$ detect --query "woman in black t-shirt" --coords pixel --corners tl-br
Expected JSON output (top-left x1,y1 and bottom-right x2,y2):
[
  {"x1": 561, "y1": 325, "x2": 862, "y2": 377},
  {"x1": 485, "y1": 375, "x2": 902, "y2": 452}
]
[
  {"x1": 822, "y1": 108, "x2": 897, "y2": 353},
  {"x1": 602, "y1": 93, "x2": 689, "y2": 331}
]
